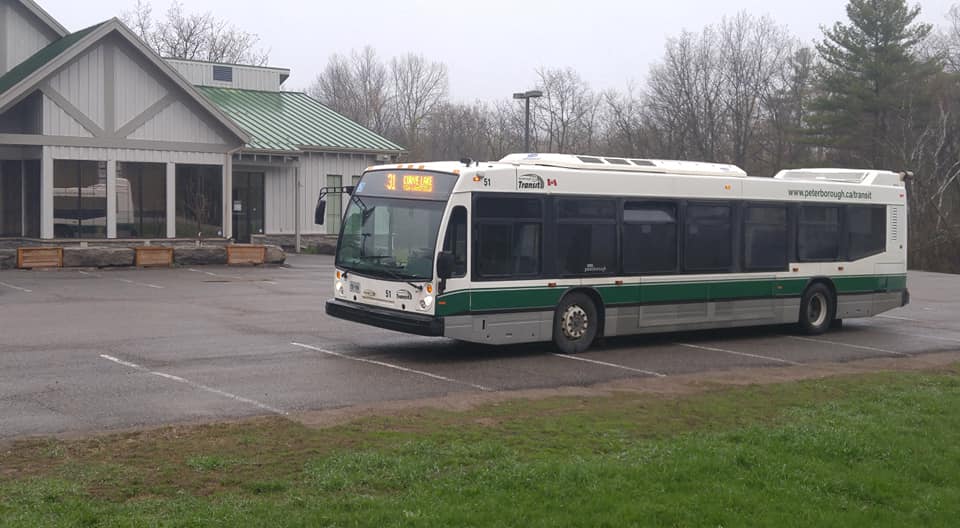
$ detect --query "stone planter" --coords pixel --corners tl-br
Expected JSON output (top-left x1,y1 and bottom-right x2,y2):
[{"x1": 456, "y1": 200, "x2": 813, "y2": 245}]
[
  {"x1": 0, "y1": 249, "x2": 16, "y2": 270},
  {"x1": 173, "y1": 246, "x2": 227, "y2": 266},
  {"x1": 62, "y1": 247, "x2": 135, "y2": 268}
]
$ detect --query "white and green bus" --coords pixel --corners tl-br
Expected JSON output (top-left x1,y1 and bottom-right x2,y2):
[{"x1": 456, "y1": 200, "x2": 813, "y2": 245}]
[{"x1": 319, "y1": 153, "x2": 909, "y2": 353}]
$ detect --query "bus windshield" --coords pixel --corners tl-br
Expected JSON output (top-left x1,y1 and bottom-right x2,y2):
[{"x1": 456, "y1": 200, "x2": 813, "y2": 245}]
[{"x1": 335, "y1": 195, "x2": 446, "y2": 281}]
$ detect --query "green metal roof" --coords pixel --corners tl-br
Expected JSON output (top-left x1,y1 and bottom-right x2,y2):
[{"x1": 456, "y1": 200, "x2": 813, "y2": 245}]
[
  {"x1": 196, "y1": 86, "x2": 404, "y2": 153},
  {"x1": 0, "y1": 22, "x2": 102, "y2": 95}
]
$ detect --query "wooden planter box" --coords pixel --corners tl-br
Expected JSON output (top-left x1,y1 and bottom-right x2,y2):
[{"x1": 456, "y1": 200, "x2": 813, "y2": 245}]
[
  {"x1": 135, "y1": 246, "x2": 173, "y2": 267},
  {"x1": 226, "y1": 245, "x2": 266, "y2": 265},
  {"x1": 17, "y1": 247, "x2": 63, "y2": 269}
]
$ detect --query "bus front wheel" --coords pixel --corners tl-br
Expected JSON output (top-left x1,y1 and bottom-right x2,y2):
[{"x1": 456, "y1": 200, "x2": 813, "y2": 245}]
[
  {"x1": 799, "y1": 283, "x2": 835, "y2": 335},
  {"x1": 553, "y1": 292, "x2": 599, "y2": 354}
]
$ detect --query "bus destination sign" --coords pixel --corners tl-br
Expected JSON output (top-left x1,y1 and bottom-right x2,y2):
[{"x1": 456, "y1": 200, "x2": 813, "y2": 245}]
[
  {"x1": 385, "y1": 173, "x2": 434, "y2": 193},
  {"x1": 355, "y1": 170, "x2": 457, "y2": 199}
]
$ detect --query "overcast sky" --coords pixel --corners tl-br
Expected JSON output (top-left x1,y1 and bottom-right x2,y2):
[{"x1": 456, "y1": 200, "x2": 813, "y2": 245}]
[{"x1": 39, "y1": 0, "x2": 956, "y2": 102}]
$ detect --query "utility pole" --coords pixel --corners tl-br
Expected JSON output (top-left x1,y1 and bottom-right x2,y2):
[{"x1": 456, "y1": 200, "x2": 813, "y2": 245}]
[{"x1": 512, "y1": 90, "x2": 543, "y2": 152}]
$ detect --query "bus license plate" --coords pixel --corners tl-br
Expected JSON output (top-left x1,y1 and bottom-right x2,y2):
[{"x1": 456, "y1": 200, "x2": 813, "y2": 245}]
[{"x1": 349, "y1": 281, "x2": 361, "y2": 293}]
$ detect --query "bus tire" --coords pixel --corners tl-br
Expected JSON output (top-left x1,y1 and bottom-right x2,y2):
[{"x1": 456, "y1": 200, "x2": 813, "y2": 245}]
[
  {"x1": 553, "y1": 292, "x2": 599, "y2": 354},
  {"x1": 799, "y1": 283, "x2": 835, "y2": 335}
]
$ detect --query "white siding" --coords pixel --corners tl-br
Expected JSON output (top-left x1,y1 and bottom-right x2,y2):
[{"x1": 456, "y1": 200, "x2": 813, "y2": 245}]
[
  {"x1": 165, "y1": 59, "x2": 287, "y2": 92},
  {"x1": 113, "y1": 45, "x2": 168, "y2": 129},
  {"x1": 262, "y1": 152, "x2": 377, "y2": 235},
  {"x1": 42, "y1": 93, "x2": 92, "y2": 137},
  {"x1": 47, "y1": 146, "x2": 225, "y2": 165},
  {"x1": 46, "y1": 44, "x2": 104, "y2": 129},
  {"x1": 128, "y1": 100, "x2": 230, "y2": 144},
  {"x1": 2, "y1": 1, "x2": 59, "y2": 76},
  {"x1": 263, "y1": 165, "x2": 295, "y2": 233}
]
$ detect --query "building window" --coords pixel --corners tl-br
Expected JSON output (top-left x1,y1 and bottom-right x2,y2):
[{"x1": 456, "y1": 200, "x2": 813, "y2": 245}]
[
  {"x1": 622, "y1": 202, "x2": 678, "y2": 274},
  {"x1": 117, "y1": 162, "x2": 166, "y2": 238},
  {"x1": 744, "y1": 205, "x2": 788, "y2": 271},
  {"x1": 474, "y1": 196, "x2": 542, "y2": 278},
  {"x1": 22, "y1": 161, "x2": 40, "y2": 238},
  {"x1": 0, "y1": 161, "x2": 23, "y2": 237},
  {"x1": 684, "y1": 203, "x2": 732, "y2": 272},
  {"x1": 212, "y1": 65, "x2": 233, "y2": 82},
  {"x1": 798, "y1": 206, "x2": 841, "y2": 261},
  {"x1": 53, "y1": 160, "x2": 107, "y2": 238},
  {"x1": 326, "y1": 175, "x2": 343, "y2": 233},
  {"x1": 847, "y1": 205, "x2": 886, "y2": 260},
  {"x1": 175, "y1": 164, "x2": 222, "y2": 237},
  {"x1": 556, "y1": 198, "x2": 617, "y2": 276}
]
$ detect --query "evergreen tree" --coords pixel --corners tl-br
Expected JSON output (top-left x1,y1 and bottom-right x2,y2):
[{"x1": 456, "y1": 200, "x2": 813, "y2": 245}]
[{"x1": 808, "y1": 0, "x2": 938, "y2": 168}]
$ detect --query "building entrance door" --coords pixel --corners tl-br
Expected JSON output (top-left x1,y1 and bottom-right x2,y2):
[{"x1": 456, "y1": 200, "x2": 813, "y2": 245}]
[{"x1": 232, "y1": 172, "x2": 264, "y2": 243}]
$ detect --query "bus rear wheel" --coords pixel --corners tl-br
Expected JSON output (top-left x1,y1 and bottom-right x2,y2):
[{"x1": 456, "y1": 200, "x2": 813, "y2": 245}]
[
  {"x1": 553, "y1": 292, "x2": 599, "y2": 354},
  {"x1": 799, "y1": 283, "x2": 835, "y2": 335}
]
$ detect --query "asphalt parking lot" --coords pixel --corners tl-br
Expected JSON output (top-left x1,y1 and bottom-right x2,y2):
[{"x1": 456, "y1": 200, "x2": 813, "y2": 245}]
[{"x1": 1, "y1": 255, "x2": 959, "y2": 439}]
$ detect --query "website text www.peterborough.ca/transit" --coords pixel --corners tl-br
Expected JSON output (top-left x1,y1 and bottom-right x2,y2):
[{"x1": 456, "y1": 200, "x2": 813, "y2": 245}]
[{"x1": 788, "y1": 188, "x2": 874, "y2": 200}]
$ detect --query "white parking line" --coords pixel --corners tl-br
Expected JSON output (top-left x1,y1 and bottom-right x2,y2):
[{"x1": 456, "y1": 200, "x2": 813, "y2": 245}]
[
  {"x1": 115, "y1": 278, "x2": 164, "y2": 289},
  {"x1": 80, "y1": 270, "x2": 164, "y2": 289},
  {"x1": 877, "y1": 314, "x2": 925, "y2": 322},
  {"x1": 189, "y1": 268, "x2": 243, "y2": 280},
  {"x1": 291, "y1": 342, "x2": 492, "y2": 391},
  {"x1": 675, "y1": 342, "x2": 801, "y2": 366},
  {"x1": 786, "y1": 335, "x2": 909, "y2": 357},
  {"x1": 0, "y1": 280, "x2": 32, "y2": 293},
  {"x1": 551, "y1": 353, "x2": 666, "y2": 377},
  {"x1": 99, "y1": 354, "x2": 287, "y2": 415},
  {"x1": 879, "y1": 329, "x2": 960, "y2": 344}
]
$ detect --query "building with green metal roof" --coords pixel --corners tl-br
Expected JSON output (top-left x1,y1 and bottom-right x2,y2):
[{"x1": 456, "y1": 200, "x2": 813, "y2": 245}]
[{"x1": 1, "y1": 0, "x2": 403, "y2": 246}]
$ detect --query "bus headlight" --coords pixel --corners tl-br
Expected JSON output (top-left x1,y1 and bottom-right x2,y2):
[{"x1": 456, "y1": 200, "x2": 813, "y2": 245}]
[
  {"x1": 419, "y1": 295, "x2": 433, "y2": 310},
  {"x1": 335, "y1": 280, "x2": 344, "y2": 296}
]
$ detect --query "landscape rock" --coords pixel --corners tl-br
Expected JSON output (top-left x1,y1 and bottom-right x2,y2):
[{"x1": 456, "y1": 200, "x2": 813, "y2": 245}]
[
  {"x1": 62, "y1": 247, "x2": 135, "y2": 268},
  {"x1": 307, "y1": 238, "x2": 337, "y2": 255},
  {"x1": 173, "y1": 246, "x2": 227, "y2": 266},
  {"x1": 264, "y1": 245, "x2": 286, "y2": 264},
  {"x1": 0, "y1": 249, "x2": 15, "y2": 270}
]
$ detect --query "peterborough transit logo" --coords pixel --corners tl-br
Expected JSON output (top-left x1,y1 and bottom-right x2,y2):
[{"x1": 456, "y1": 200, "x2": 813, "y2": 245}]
[
  {"x1": 517, "y1": 173, "x2": 557, "y2": 190},
  {"x1": 788, "y1": 188, "x2": 873, "y2": 201}
]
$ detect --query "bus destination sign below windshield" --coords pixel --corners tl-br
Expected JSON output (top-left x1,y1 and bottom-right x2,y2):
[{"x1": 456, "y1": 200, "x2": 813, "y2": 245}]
[{"x1": 385, "y1": 173, "x2": 434, "y2": 193}]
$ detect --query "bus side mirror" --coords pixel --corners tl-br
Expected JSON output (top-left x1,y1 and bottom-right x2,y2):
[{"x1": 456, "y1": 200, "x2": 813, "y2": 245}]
[
  {"x1": 314, "y1": 199, "x2": 326, "y2": 225},
  {"x1": 436, "y1": 251, "x2": 455, "y2": 279}
]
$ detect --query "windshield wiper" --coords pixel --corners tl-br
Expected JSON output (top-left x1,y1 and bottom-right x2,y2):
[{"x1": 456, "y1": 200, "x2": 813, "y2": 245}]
[{"x1": 370, "y1": 265, "x2": 424, "y2": 291}]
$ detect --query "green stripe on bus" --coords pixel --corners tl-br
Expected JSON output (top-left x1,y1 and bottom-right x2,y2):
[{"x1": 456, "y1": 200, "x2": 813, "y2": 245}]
[{"x1": 435, "y1": 275, "x2": 906, "y2": 317}]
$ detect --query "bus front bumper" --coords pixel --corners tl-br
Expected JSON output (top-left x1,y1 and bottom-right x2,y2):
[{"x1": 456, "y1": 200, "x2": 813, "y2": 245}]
[{"x1": 325, "y1": 299, "x2": 444, "y2": 337}]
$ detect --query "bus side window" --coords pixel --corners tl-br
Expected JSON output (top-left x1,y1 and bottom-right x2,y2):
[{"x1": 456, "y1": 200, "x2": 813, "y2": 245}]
[
  {"x1": 442, "y1": 206, "x2": 468, "y2": 277},
  {"x1": 847, "y1": 205, "x2": 885, "y2": 260}
]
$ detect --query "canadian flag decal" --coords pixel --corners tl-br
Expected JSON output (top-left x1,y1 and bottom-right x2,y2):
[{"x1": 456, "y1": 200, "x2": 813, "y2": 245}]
[{"x1": 547, "y1": 178, "x2": 558, "y2": 187}]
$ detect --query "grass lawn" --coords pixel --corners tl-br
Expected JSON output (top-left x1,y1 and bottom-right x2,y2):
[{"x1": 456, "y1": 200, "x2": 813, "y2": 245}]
[{"x1": 2, "y1": 366, "x2": 959, "y2": 527}]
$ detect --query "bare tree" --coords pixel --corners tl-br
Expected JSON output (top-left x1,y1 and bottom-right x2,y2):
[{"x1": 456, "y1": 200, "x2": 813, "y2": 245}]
[
  {"x1": 391, "y1": 53, "x2": 448, "y2": 157},
  {"x1": 534, "y1": 67, "x2": 598, "y2": 153},
  {"x1": 601, "y1": 84, "x2": 647, "y2": 157},
  {"x1": 309, "y1": 47, "x2": 393, "y2": 135},
  {"x1": 719, "y1": 12, "x2": 793, "y2": 171},
  {"x1": 122, "y1": 1, "x2": 269, "y2": 65},
  {"x1": 758, "y1": 46, "x2": 817, "y2": 172},
  {"x1": 646, "y1": 28, "x2": 727, "y2": 162},
  {"x1": 422, "y1": 102, "x2": 494, "y2": 161},
  {"x1": 484, "y1": 100, "x2": 524, "y2": 159}
]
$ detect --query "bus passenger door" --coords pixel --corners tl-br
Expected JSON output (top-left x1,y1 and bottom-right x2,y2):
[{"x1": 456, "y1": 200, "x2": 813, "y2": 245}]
[{"x1": 437, "y1": 204, "x2": 471, "y2": 329}]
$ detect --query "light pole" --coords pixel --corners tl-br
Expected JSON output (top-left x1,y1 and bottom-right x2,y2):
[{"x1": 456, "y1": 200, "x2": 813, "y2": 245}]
[{"x1": 513, "y1": 90, "x2": 543, "y2": 152}]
